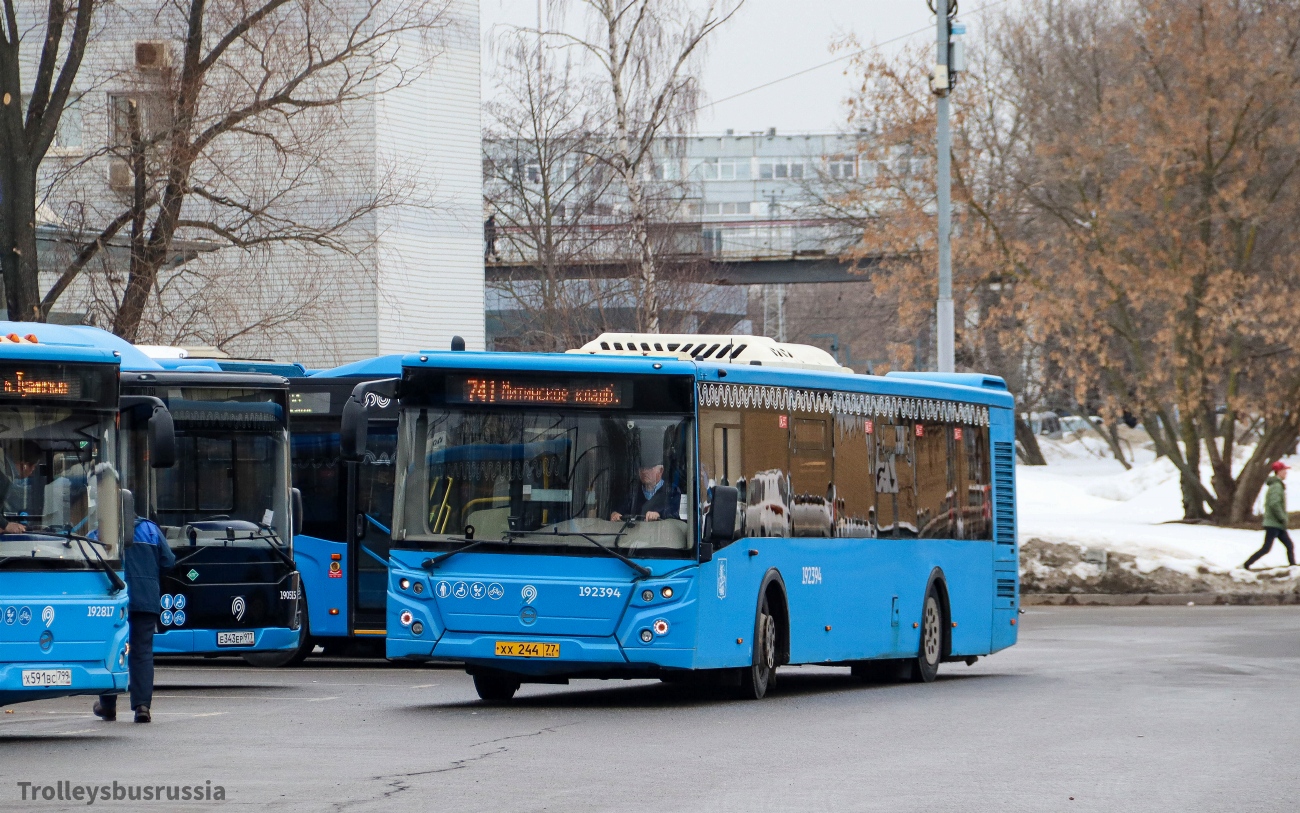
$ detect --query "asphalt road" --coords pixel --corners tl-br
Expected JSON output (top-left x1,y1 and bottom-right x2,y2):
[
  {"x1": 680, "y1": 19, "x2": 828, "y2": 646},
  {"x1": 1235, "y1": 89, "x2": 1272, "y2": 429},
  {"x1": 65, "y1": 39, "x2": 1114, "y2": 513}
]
[{"x1": 2, "y1": 606, "x2": 1297, "y2": 812}]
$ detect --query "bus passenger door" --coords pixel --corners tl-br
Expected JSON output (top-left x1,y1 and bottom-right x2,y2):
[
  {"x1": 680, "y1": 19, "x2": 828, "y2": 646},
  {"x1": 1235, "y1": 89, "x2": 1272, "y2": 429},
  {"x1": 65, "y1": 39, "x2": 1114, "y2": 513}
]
[{"x1": 350, "y1": 424, "x2": 397, "y2": 636}]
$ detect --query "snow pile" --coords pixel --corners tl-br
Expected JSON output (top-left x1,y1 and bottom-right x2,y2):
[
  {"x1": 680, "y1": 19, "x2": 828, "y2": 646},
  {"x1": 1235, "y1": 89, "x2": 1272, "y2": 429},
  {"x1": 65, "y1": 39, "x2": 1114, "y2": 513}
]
[{"x1": 1018, "y1": 437, "x2": 1300, "y2": 591}]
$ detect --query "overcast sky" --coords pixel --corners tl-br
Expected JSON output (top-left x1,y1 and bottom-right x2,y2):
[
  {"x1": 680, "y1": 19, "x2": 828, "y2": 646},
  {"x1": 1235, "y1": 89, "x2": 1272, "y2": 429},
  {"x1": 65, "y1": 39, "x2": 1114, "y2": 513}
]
[{"x1": 479, "y1": 0, "x2": 960, "y2": 135}]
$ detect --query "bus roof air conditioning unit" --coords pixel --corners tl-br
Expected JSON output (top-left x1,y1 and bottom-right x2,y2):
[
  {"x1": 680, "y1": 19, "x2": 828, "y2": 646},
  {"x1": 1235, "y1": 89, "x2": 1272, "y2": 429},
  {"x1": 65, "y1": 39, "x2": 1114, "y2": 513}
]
[
  {"x1": 134, "y1": 41, "x2": 171, "y2": 71},
  {"x1": 569, "y1": 333, "x2": 851, "y2": 372}
]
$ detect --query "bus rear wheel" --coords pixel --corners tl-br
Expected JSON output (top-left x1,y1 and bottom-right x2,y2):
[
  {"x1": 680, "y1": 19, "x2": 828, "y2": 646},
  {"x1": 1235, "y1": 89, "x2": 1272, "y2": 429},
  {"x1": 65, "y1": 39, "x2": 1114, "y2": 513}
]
[
  {"x1": 473, "y1": 674, "x2": 520, "y2": 704},
  {"x1": 739, "y1": 594, "x2": 777, "y2": 700},
  {"x1": 912, "y1": 589, "x2": 944, "y2": 683}
]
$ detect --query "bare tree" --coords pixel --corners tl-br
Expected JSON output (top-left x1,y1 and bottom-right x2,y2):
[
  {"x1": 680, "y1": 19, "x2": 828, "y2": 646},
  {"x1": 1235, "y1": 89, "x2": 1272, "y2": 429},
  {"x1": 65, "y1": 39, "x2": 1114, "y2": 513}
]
[
  {"x1": 484, "y1": 30, "x2": 617, "y2": 350},
  {"x1": 556, "y1": 0, "x2": 742, "y2": 332},
  {"x1": 22, "y1": 0, "x2": 452, "y2": 344},
  {"x1": 1, "y1": 0, "x2": 99, "y2": 319}
]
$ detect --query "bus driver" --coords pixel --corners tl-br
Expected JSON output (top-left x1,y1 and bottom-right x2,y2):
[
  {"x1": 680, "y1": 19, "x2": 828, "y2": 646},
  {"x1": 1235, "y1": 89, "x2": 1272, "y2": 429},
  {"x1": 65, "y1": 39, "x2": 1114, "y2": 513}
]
[{"x1": 611, "y1": 454, "x2": 682, "y2": 522}]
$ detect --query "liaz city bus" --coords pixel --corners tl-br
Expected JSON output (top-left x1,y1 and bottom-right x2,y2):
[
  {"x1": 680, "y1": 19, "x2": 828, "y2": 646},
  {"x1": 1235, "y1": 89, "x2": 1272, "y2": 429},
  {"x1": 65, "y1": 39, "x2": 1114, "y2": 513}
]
[
  {"x1": 124, "y1": 352, "x2": 302, "y2": 661},
  {"x1": 244, "y1": 355, "x2": 404, "y2": 665},
  {"x1": 345, "y1": 333, "x2": 1019, "y2": 702},
  {"x1": 0, "y1": 331, "x2": 152, "y2": 706}
]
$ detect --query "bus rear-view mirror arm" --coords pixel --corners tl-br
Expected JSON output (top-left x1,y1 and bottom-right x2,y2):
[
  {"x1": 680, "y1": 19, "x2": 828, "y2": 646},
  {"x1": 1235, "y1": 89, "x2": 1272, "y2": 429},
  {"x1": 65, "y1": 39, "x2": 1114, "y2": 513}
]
[
  {"x1": 340, "y1": 378, "x2": 399, "y2": 462},
  {"x1": 120, "y1": 396, "x2": 176, "y2": 469}
]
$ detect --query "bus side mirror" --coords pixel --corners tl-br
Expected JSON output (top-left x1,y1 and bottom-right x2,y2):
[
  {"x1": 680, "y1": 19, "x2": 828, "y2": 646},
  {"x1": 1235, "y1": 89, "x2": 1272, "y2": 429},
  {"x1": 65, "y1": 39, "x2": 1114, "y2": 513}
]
[
  {"x1": 291, "y1": 487, "x2": 303, "y2": 537},
  {"x1": 340, "y1": 395, "x2": 368, "y2": 462},
  {"x1": 340, "y1": 378, "x2": 398, "y2": 462},
  {"x1": 148, "y1": 407, "x2": 176, "y2": 469},
  {"x1": 708, "y1": 485, "x2": 739, "y2": 545}
]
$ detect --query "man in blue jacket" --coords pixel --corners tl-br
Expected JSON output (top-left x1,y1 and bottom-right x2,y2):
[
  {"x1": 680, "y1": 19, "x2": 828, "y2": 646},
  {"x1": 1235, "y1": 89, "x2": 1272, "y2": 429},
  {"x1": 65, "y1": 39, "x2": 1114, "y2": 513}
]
[{"x1": 93, "y1": 517, "x2": 175, "y2": 723}]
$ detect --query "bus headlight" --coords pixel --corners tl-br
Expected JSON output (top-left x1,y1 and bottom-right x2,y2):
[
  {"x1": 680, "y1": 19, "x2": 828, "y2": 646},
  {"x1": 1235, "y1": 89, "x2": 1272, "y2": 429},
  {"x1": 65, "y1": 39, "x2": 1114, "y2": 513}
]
[
  {"x1": 641, "y1": 589, "x2": 654, "y2": 602},
  {"x1": 639, "y1": 629, "x2": 653, "y2": 643},
  {"x1": 411, "y1": 622, "x2": 424, "y2": 636},
  {"x1": 413, "y1": 582, "x2": 424, "y2": 594},
  {"x1": 399, "y1": 578, "x2": 411, "y2": 591},
  {"x1": 660, "y1": 586, "x2": 674, "y2": 599}
]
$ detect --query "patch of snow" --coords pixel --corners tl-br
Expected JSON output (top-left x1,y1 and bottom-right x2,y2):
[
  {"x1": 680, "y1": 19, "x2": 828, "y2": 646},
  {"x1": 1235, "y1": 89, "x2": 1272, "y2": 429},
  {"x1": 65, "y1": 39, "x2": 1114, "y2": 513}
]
[{"x1": 1019, "y1": 440, "x2": 1300, "y2": 577}]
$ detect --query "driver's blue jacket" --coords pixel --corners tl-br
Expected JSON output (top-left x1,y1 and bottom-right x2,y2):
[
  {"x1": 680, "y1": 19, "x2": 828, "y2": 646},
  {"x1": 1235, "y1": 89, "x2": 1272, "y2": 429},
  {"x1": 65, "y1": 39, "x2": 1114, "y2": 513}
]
[{"x1": 124, "y1": 519, "x2": 176, "y2": 614}]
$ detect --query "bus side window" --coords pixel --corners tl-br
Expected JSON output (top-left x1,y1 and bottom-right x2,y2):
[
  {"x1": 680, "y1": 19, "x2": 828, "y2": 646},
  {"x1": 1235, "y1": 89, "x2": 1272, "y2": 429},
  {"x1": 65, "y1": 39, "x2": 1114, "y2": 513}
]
[
  {"x1": 740, "y1": 407, "x2": 789, "y2": 539},
  {"x1": 915, "y1": 423, "x2": 950, "y2": 539},
  {"x1": 699, "y1": 409, "x2": 742, "y2": 545},
  {"x1": 833, "y1": 413, "x2": 875, "y2": 538}
]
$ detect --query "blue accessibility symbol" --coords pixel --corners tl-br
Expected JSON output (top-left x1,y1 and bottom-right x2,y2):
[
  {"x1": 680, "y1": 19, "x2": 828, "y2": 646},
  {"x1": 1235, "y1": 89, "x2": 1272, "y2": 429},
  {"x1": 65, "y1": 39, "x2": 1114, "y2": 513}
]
[
  {"x1": 3, "y1": 606, "x2": 14, "y2": 625},
  {"x1": 174, "y1": 594, "x2": 187, "y2": 610},
  {"x1": 173, "y1": 610, "x2": 186, "y2": 627},
  {"x1": 452, "y1": 581, "x2": 469, "y2": 599},
  {"x1": 160, "y1": 594, "x2": 173, "y2": 610},
  {"x1": 160, "y1": 609, "x2": 174, "y2": 626},
  {"x1": 17, "y1": 606, "x2": 31, "y2": 626}
]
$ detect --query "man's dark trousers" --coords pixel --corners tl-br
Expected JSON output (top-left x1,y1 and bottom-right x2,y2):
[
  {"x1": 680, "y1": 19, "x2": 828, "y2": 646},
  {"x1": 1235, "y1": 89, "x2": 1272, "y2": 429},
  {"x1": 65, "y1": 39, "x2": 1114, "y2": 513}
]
[{"x1": 99, "y1": 612, "x2": 158, "y2": 711}]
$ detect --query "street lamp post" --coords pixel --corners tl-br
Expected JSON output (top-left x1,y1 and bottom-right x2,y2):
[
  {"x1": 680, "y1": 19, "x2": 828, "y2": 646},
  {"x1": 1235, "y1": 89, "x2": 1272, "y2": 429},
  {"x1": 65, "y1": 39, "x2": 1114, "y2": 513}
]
[{"x1": 931, "y1": 1, "x2": 957, "y2": 373}]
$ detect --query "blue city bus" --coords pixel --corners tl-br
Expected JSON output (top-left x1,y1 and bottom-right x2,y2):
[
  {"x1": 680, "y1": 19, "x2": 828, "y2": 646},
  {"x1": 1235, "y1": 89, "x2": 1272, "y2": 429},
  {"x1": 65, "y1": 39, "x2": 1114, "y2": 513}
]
[
  {"x1": 0, "y1": 332, "x2": 135, "y2": 706},
  {"x1": 282, "y1": 356, "x2": 404, "y2": 663},
  {"x1": 9, "y1": 329, "x2": 306, "y2": 662},
  {"x1": 347, "y1": 334, "x2": 1019, "y2": 701},
  {"x1": 121, "y1": 355, "x2": 303, "y2": 660}
]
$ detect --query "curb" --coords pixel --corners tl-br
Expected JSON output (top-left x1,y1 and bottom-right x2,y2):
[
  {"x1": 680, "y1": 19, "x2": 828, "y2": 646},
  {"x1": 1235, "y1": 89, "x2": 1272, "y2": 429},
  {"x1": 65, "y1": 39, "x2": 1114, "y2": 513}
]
[{"x1": 1022, "y1": 592, "x2": 1300, "y2": 606}]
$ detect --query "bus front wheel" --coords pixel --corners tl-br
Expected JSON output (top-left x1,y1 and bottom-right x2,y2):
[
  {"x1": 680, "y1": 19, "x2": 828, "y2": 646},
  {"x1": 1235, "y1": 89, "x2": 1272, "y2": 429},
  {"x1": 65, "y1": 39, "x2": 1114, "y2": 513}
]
[
  {"x1": 739, "y1": 594, "x2": 778, "y2": 700},
  {"x1": 473, "y1": 674, "x2": 520, "y2": 704},
  {"x1": 912, "y1": 589, "x2": 944, "y2": 683}
]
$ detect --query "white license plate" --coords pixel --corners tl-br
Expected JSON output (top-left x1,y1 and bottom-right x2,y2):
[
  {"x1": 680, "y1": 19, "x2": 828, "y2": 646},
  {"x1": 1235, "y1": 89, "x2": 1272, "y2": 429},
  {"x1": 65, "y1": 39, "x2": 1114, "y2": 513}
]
[
  {"x1": 216, "y1": 631, "x2": 255, "y2": 647},
  {"x1": 22, "y1": 669, "x2": 71, "y2": 687}
]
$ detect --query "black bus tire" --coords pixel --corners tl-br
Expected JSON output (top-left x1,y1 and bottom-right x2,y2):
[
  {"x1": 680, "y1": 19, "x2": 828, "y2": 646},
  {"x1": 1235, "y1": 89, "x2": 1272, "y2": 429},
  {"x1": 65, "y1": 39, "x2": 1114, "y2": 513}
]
[
  {"x1": 473, "y1": 674, "x2": 520, "y2": 703},
  {"x1": 912, "y1": 588, "x2": 944, "y2": 683},
  {"x1": 739, "y1": 592, "x2": 778, "y2": 700}
]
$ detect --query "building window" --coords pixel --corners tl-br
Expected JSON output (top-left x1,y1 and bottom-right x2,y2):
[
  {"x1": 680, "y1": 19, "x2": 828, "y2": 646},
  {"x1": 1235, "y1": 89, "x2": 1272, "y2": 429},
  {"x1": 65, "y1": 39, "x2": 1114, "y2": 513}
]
[
  {"x1": 758, "y1": 159, "x2": 806, "y2": 181},
  {"x1": 20, "y1": 94, "x2": 82, "y2": 151},
  {"x1": 828, "y1": 156, "x2": 857, "y2": 179},
  {"x1": 696, "y1": 157, "x2": 747, "y2": 181},
  {"x1": 108, "y1": 92, "x2": 172, "y2": 152}
]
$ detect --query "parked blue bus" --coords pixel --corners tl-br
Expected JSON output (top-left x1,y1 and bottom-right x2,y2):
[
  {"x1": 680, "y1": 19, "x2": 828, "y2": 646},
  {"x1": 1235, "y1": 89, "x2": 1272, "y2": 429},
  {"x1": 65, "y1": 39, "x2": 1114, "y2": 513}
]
[
  {"x1": 8, "y1": 330, "x2": 306, "y2": 662},
  {"x1": 125, "y1": 353, "x2": 303, "y2": 660},
  {"x1": 0, "y1": 331, "x2": 134, "y2": 706},
  {"x1": 280, "y1": 356, "x2": 404, "y2": 663},
  {"x1": 346, "y1": 333, "x2": 1019, "y2": 701}
]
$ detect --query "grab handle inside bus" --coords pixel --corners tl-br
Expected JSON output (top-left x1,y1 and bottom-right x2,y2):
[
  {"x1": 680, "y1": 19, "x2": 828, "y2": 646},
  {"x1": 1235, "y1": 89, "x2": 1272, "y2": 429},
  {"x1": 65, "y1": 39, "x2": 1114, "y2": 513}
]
[{"x1": 340, "y1": 378, "x2": 398, "y2": 462}]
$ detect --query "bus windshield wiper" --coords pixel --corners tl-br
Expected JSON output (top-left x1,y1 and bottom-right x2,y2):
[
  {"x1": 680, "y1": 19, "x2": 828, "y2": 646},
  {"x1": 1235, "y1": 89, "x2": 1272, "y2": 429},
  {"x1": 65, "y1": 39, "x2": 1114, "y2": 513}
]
[
  {"x1": 423, "y1": 536, "x2": 502, "y2": 571},
  {"x1": 503, "y1": 527, "x2": 651, "y2": 579},
  {"x1": 248, "y1": 526, "x2": 298, "y2": 569},
  {"x1": 64, "y1": 533, "x2": 126, "y2": 594}
]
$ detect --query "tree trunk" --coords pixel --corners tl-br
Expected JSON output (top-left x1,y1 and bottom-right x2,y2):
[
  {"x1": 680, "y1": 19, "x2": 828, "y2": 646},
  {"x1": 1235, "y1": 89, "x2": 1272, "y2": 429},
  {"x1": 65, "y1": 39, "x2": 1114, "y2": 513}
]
[
  {"x1": 0, "y1": 153, "x2": 43, "y2": 321},
  {"x1": 1014, "y1": 415, "x2": 1047, "y2": 465}
]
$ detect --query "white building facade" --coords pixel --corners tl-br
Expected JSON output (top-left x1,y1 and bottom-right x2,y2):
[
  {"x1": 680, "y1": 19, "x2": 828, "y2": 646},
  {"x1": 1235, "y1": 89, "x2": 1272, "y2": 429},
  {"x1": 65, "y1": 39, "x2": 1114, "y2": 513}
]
[{"x1": 25, "y1": 0, "x2": 484, "y2": 366}]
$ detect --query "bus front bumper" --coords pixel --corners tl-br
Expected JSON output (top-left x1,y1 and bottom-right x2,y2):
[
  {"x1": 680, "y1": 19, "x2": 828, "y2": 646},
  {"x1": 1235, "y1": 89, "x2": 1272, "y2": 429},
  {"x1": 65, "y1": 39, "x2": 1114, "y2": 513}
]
[
  {"x1": 0, "y1": 662, "x2": 128, "y2": 707},
  {"x1": 154, "y1": 626, "x2": 301, "y2": 656},
  {"x1": 388, "y1": 630, "x2": 695, "y2": 674}
]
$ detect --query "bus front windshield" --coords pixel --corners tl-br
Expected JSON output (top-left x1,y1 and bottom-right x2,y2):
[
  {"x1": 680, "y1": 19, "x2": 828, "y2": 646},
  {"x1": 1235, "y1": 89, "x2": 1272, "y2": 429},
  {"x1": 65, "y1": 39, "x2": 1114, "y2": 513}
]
[
  {"x1": 141, "y1": 389, "x2": 290, "y2": 547},
  {"x1": 393, "y1": 408, "x2": 693, "y2": 559},
  {"x1": 0, "y1": 407, "x2": 121, "y2": 570}
]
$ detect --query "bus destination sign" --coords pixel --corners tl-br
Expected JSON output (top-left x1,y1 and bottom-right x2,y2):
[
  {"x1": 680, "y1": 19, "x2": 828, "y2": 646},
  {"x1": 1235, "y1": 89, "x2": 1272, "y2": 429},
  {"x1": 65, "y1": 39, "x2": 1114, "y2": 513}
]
[
  {"x1": 448, "y1": 376, "x2": 629, "y2": 408},
  {"x1": 0, "y1": 370, "x2": 82, "y2": 399}
]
